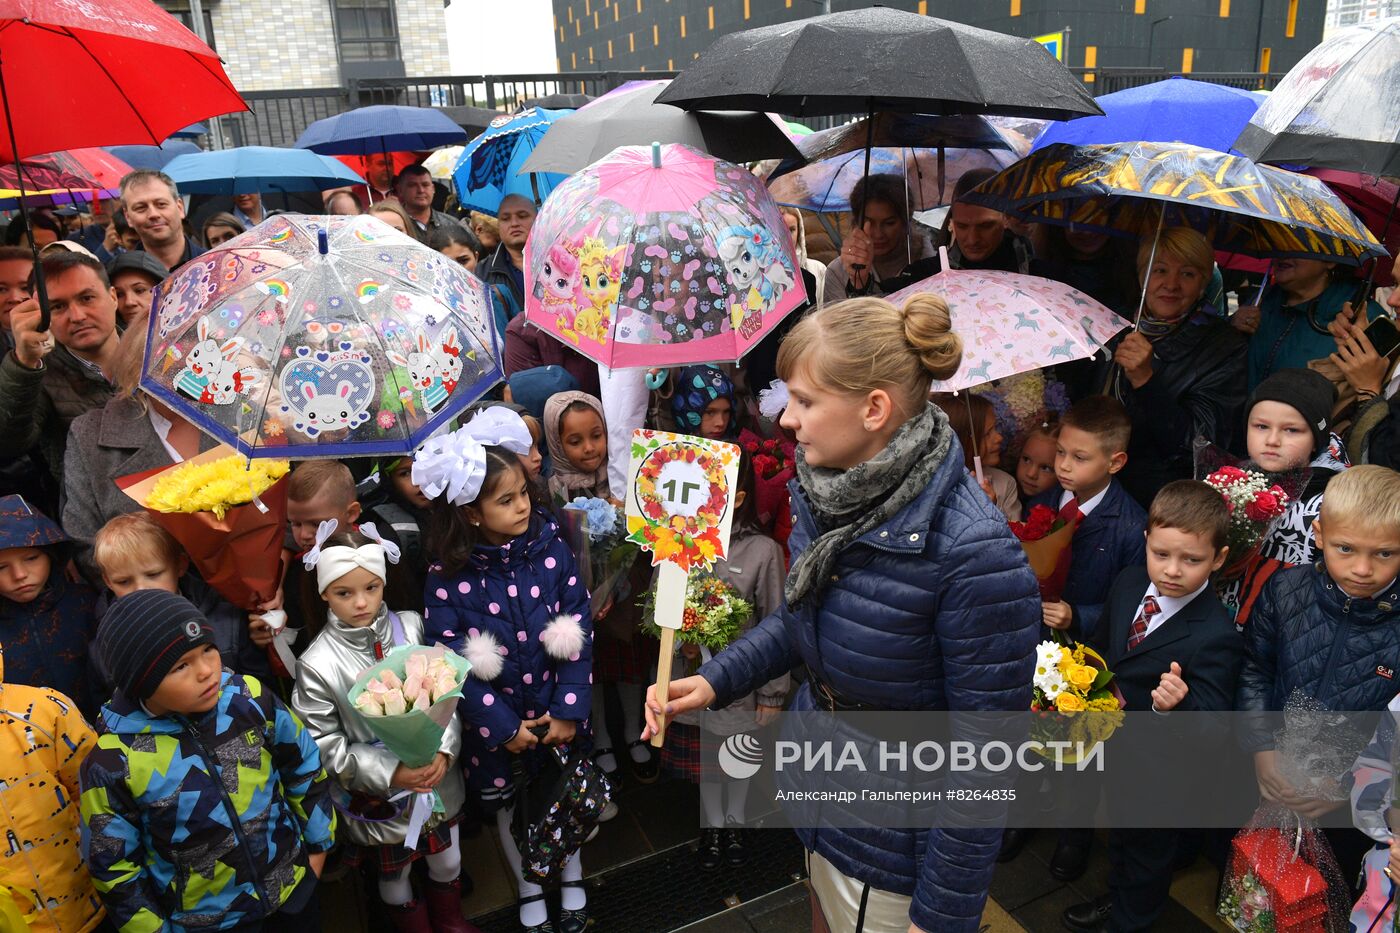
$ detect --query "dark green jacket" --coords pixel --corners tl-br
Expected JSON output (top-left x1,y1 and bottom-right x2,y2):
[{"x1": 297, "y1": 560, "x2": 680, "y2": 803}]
[{"x1": 0, "y1": 347, "x2": 113, "y2": 484}]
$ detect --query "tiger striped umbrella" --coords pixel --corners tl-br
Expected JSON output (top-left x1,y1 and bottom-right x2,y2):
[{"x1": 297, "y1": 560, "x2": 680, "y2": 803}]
[{"x1": 962, "y1": 141, "x2": 1386, "y2": 265}]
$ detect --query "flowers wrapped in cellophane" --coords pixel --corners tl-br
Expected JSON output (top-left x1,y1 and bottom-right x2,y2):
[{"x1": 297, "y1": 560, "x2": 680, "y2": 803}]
[
  {"x1": 641, "y1": 573, "x2": 751, "y2": 655},
  {"x1": 1029, "y1": 638, "x2": 1125, "y2": 762},
  {"x1": 560, "y1": 496, "x2": 640, "y2": 616},
  {"x1": 354, "y1": 651, "x2": 462, "y2": 718},
  {"x1": 117, "y1": 446, "x2": 290, "y2": 611}
]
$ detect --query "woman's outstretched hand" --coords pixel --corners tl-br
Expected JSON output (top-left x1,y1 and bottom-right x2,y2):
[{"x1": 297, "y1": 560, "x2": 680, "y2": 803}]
[{"x1": 641, "y1": 675, "x2": 717, "y2": 740}]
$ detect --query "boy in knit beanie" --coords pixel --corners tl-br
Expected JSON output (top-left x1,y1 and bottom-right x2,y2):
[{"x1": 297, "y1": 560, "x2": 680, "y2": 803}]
[
  {"x1": 1224, "y1": 368, "x2": 1350, "y2": 625},
  {"x1": 79, "y1": 590, "x2": 337, "y2": 932}
]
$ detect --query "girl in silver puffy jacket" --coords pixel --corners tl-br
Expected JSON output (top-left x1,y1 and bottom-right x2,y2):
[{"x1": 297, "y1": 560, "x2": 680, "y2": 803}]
[{"x1": 291, "y1": 524, "x2": 478, "y2": 933}]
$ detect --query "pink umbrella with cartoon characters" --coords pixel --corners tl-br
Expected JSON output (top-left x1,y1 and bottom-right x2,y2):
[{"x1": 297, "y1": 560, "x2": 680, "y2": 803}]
[
  {"x1": 523, "y1": 142, "x2": 807, "y2": 369},
  {"x1": 140, "y1": 213, "x2": 502, "y2": 459}
]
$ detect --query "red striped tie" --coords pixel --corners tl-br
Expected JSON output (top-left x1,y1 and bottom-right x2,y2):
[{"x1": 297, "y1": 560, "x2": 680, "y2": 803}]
[{"x1": 1127, "y1": 596, "x2": 1161, "y2": 650}]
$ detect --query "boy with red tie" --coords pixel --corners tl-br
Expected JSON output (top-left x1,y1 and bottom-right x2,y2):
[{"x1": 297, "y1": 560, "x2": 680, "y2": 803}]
[{"x1": 1063, "y1": 480, "x2": 1245, "y2": 932}]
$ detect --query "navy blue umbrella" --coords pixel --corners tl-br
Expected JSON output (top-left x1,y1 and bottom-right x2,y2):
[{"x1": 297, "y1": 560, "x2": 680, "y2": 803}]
[
  {"x1": 1032, "y1": 77, "x2": 1262, "y2": 154},
  {"x1": 164, "y1": 146, "x2": 366, "y2": 195},
  {"x1": 169, "y1": 122, "x2": 208, "y2": 139},
  {"x1": 105, "y1": 140, "x2": 201, "y2": 170},
  {"x1": 294, "y1": 105, "x2": 468, "y2": 155}
]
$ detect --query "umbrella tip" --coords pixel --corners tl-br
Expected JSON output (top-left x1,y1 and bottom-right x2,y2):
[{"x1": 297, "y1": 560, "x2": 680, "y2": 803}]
[
  {"x1": 651, "y1": 141, "x2": 661, "y2": 168},
  {"x1": 318, "y1": 229, "x2": 329, "y2": 256}
]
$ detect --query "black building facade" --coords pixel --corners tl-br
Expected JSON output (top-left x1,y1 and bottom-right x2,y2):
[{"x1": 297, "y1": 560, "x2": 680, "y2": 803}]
[{"x1": 551, "y1": 0, "x2": 1323, "y2": 79}]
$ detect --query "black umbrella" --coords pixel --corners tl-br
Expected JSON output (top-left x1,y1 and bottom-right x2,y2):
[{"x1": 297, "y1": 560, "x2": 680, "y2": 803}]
[
  {"x1": 520, "y1": 80, "x2": 801, "y2": 174},
  {"x1": 523, "y1": 92, "x2": 594, "y2": 110},
  {"x1": 436, "y1": 105, "x2": 505, "y2": 137},
  {"x1": 655, "y1": 7, "x2": 1102, "y2": 120}
]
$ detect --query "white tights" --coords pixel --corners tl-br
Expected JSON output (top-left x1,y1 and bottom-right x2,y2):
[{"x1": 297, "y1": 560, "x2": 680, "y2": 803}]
[
  {"x1": 699, "y1": 778, "x2": 750, "y2": 827},
  {"x1": 496, "y1": 806, "x2": 584, "y2": 927},
  {"x1": 377, "y1": 823, "x2": 462, "y2": 906}
]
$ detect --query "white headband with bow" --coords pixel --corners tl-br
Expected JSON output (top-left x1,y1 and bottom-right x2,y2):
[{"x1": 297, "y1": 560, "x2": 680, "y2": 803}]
[
  {"x1": 411, "y1": 407, "x2": 533, "y2": 507},
  {"x1": 303, "y1": 519, "x2": 402, "y2": 592}
]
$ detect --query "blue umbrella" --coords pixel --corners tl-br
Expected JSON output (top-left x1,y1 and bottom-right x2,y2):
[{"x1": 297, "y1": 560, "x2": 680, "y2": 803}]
[
  {"x1": 294, "y1": 105, "x2": 468, "y2": 155},
  {"x1": 451, "y1": 107, "x2": 569, "y2": 215},
  {"x1": 169, "y1": 122, "x2": 208, "y2": 139},
  {"x1": 105, "y1": 140, "x2": 201, "y2": 170},
  {"x1": 1032, "y1": 77, "x2": 1262, "y2": 154},
  {"x1": 163, "y1": 146, "x2": 365, "y2": 195}
]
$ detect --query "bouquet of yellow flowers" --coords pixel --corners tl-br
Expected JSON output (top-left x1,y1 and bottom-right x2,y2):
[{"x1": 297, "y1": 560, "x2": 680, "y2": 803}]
[
  {"x1": 1030, "y1": 638, "x2": 1125, "y2": 762},
  {"x1": 118, "y1": 447, "x2": 290, "y2": 611}
]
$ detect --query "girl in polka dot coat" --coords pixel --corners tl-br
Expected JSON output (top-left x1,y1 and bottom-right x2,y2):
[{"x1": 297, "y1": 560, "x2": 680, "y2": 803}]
[
  {"x1": 415, "y1": 412, "x2": 596, "y2": 932},
  {"x1": 424, "y1": 505, "x2": 593, "y2": 808}
]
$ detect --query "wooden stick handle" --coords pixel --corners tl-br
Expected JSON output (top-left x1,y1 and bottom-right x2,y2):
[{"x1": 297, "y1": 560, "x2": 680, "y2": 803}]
[{"x1": 651, "y1": 627, "x2": 675, "y2": 748}]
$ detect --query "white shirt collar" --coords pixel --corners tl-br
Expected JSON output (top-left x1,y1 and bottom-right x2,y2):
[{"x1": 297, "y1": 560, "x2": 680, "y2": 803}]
[
  {"x1": 1060, "y1": 484, "x2": 1110, "y2": 516},
  {"x1": 1141, "y1": 578, "x2": 1211, "y2": 636}
]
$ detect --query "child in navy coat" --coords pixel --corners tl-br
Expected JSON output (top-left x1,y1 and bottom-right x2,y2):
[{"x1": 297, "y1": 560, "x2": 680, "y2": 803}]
[{"x1": 415, "y1": 408, "x2": 594, "y2": 933}]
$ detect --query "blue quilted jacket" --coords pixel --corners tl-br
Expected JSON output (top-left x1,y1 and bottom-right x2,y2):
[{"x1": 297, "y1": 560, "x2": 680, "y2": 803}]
[
  {"x1": 697, "y1": 436, "x2": 1040, "y2": 933},
  {"x1": 1238, "y1": 564, "x2": 1400, "y2": 753}
]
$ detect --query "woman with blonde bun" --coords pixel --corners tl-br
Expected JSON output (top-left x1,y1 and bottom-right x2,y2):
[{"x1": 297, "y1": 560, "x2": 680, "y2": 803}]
[{"x1": 643, "y1": 293, "x2": 1041, "y2": 933}]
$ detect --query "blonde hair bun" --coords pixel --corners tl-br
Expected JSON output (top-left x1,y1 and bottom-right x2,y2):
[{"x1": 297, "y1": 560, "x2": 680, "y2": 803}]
[{"x1": 899, "y1": 293, "x2": 962, "y2": 382}]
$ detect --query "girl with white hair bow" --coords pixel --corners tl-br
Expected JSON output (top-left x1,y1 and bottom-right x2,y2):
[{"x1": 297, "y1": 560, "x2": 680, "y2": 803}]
[
  {"x1": 289, "y1": 520, "x2": 479, "y2": 931},
  {"x1": 414, "y1": 408, "x2": 595, "y2": 933}
]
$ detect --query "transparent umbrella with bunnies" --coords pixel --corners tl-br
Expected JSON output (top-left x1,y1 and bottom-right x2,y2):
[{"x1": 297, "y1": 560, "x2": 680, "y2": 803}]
[{"x1": 140, "y1": 213, "x2": 502, "y2": 460}]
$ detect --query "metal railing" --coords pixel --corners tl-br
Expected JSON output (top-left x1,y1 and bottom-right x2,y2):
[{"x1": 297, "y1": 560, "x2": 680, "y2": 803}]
[{"x1": 216, "y1": 68, "x2": 1285, "y2": 149}]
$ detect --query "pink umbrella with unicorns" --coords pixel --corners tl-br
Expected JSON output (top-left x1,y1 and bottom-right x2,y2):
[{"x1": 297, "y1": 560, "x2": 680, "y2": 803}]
[{"x1": 523, "y1": 142, "x2": 807, "y2": 368}]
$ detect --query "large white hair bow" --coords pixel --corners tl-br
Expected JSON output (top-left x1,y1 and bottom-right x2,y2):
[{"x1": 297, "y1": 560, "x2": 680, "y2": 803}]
[{"x1": 412, "y1": 407, "x2": 534, "y2": 506}]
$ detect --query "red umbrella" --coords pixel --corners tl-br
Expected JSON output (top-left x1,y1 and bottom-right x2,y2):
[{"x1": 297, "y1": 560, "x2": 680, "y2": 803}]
[
  {"x1": 0, "y1": 0, "x2": 246, "y2": 327},
  {"x1": 0, "y1": 0, "x2": 246, "y2": 161},
  {"x1": 1306, "y1": 168, "x2": 1400, "y2": 287},
  {"x1": 0, "y1": 147, "x2": 133, "y2": 191}
]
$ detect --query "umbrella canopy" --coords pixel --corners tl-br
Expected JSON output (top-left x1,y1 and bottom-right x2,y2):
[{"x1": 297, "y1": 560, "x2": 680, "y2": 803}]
[
  {"x1": 524, "y1": 93, "x2": 593, "y2": 110},
  {"x1": 452, "y1": 108, "x2": 569, "y2": 215},
  {"x1": 655, "y1": 7, "x2": 1101, "y2": 120},
  {"x1": 768, "y1": 145, "x2": 1015, "y2": 214},
  {"x1": 963, "y1": 141, "x2": 1387, "y2": 265},
  {"x1": 0, "y1": 187, "x2": 118, "y2": 211},
  {"x1": 170, "y1": 122, "x2": 209, "y2": 139},
  {"x1": 0, "y1": 0, "x2": 246, "y2": 161},
  {"x1": 1308, "y1": 168, "x2": 1400, "y2": 286},
  {"x1": 163, "y1": 147, "x2": 366, "y2": 195},
  {"x1": 294, "y1": 105, "x2": 468, "y2": 156},
  {"x1": 799, "y1": 112, "x2": 1026, "y2": 160},
  {"x1": 106, "y1": 140, "x2": 202, "y2": 171},
  {"x1": 521, "y1": 80, "x2": 800, "y2": 175},
  {"x1": 141, "y1": 214, "x2": 502, "y2": 460},
  {"x1": 887, "y1": 248, "x2": 1131, "y2": 392},
  {"x1": 436, "y1": 106, "x2": 504, "y2": 136},
  {"x1": 524, "y1": 143, "x2": 807, "y2": 369},
  {"x1": 423, "y1": 146, "x2": 464, "y2": 181},
  {"x1": 0, "y1": 147, "x2": 133, "y2": 192},
  {"x1": 1234, "y1": 17, "x2": 1400, "y2": 176},
  {"x1": 1033, "y1": 77, "x2": 1263, "y2": 154}
]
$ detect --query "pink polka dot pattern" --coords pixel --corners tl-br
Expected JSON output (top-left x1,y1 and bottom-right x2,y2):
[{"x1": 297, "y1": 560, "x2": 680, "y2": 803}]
[
  {"x1": 489, "y1": 602, "x2": 500, "y2": 614},
  {"x1": 493, "y1": 777, "x2": 506, "y2": 787},
  {"x1": 522, "y1": 674, "x2": 533, "y2": 684},
  {"x1": 458, "y1": 581, "x2": 471, "y2": 594},
  {"x1": 545, "y1": 556, "x2": 557, "y2": 569},
  {"x1": 564, "y1": 692, "x2": 577, "y2": 705},
  {"x1": 530, "y1": 585, "x2": 541, "y2": 598},
  {"x1": 516, "y1": 631, "x2": 527, "y2": 642},
  {"x1": 508, "y1": 585, "x2": 518, "y2": 597},
  {"x1": 471, "y1": 756, "x2": 480, "y2": 766},
  {"x1": 435, "y1": 587, "x2": 448, "y2": 600},
  {"x1": 482, "y1": 694, "x2": 494, "y2": 706},
  {"x1": 542, "y1": 671, "x2": 550, "y2": 681},
  {"x1": 569, "y1": 652, "x2": 580, "y2": 662},
  {"x1": 468, "y1": 628, "x2": 479, "y2": 638},
  {"x1": 568, "y1": 576, "x2": 577, "y2": 586},
  {"x1": 478, "y1": 727, "x2": 490, "y2": 737},
  {"x1": 503, "y1": 687, "x2": 514, "y2": 694}
]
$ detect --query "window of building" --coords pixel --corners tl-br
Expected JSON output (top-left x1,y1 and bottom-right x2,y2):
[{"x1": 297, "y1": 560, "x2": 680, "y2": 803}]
[
  {"x1": 335, "y1": 0, "x2": 401, "y2": 62},
  {"x1": 157, "y1": 0, "x2": 215, "y2": 49}
]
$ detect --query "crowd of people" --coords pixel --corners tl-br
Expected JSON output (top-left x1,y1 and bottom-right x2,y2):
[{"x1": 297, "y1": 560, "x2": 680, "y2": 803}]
[{"x1": 0, "y1": 144, "x2": 1398, "y2": 933}]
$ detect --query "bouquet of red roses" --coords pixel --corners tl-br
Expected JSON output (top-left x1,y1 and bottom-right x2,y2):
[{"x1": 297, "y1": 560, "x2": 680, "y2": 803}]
[
  {"x1": 1010, "y1": 504, "x2": 1080, "y2": 603},
  {"x1": 739, "y1": 428, "x2": 795, "y2": 532},
  {"x1": 1205, "y1": 465, "x2": 1290, "y2": 576}
]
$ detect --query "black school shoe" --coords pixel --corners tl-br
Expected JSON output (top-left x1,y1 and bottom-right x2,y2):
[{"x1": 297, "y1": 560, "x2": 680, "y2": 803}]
[
  {"x1": 628, "y1": 740, "x2": 661, "y2": 783},
  {"x1": 723, "y1": 827, "x2": 747, "y2": 866},
  {"x1": 1062, "y1": 894, "x2": 1111, "y2": 932},
  {"x1": 697, "y1": 828, "x2": 723, "y2": 869}
]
